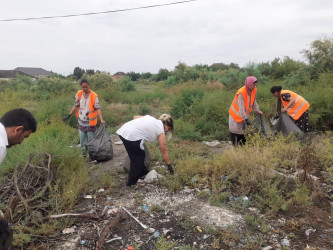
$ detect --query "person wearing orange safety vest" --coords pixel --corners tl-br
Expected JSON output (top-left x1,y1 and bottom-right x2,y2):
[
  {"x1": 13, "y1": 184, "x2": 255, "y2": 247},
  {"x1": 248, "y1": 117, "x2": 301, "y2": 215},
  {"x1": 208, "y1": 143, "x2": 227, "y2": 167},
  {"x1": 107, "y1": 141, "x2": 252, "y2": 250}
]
[
  {"x1": 229, "y1": 76, "x2": 263, "y2": 146},
  {"x1": 270, "y1": 86, "x2": 310, "y2": 132},
  {"x1": 64, "y1": 79, "x2": 105, "y2": 153}
]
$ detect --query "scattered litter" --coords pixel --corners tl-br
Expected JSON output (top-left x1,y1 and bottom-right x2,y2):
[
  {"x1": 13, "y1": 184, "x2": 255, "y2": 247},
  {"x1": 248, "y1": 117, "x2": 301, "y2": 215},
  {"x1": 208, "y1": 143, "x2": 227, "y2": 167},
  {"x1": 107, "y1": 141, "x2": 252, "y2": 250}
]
[
  {"x1": 142, "y1": 205, "x2": 149, "y2": 212},
  {"x1": 106, "y1": 195, "x2": 113, "y2": 201},
  {"x1": 147, "y1": 228, "x2": 155, "y2": 233},
  {"x1": 107, "y1": 206, "x2": 118, "y2": 215},
  {"x1": 229, "y1": 196, "x2": 238, "y2": 201},
  {"x1": 193, "y1": 242, "x2": 197, "y2": 246},
  {"x1": 80, "y1": 240, "x2": 86, "y2": 245},
  {"x1": 98, "y1": 188, "x2": 105, "y2": 193},
  {"x1": 152, "y1": 231, "x2": 160, "y2": 239},
  {"x1": 242, "y1": 196, "x2": 250, "y2": 206},
  {"x1": 274, "y1": 229, "x2": 280, "y2": 234},
  {"x1": 191, "y1": 177, "x2": 198, "y2": 183},
  {"x1": 114, "y1": 141, "x2": 123, "y2": 145},
  {"x1": 281, "y1": 237, "x2": 290, "y2": 247},
  {"x1": 62, "y1": 227, "x2": 75, "y2": 234},
  {"x1": 262, "y1": 246, "x2": 273, "y2": 250},
  {"x1": 127, "y1": 246, "x2": 134, "y2": 250},
  {"x1": 83, "y1": 195, "x2": 95, "y2": 199},
  {"x1": 202, "y1": 234, "x2": 211, "y2": 240},
  {"x1": 222, "y1": 175, "x2": 227, "y2": 181},
  {"x1": 305, "y1": 228, "x2": 316, "y2": 239},
  {"x1": 196, "y1": 226, "x2": 203, "y2": 233},
  {"x1": 164, "y1": 209, "x2": 169, "y2": 215},
  {"x1": 122, "y1": 207, "x2": 149, "y2": 229},
  {"x1": 106, "y1": 237, "x2": 122, "y2": 243},
  {"x1": 163, "y1": 229, "x2": 171, "y2": 236},
  {"x1": 144, "y1": 170, "x2": 162, "y2": 183},
  {"x1": 203, "y1": 140, "x2": 220, "y2": 147}
]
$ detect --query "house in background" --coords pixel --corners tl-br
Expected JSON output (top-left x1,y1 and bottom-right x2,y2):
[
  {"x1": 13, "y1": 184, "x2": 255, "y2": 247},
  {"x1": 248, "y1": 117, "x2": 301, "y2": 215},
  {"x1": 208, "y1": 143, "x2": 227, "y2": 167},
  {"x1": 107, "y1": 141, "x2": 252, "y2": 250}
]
[
  {"x1": 111, "y1": 71, "x2": 126, "y2": 80},
  {"x1": 0, "y1": 70, "x2": 31, "y2": 81},
  {"x1": 14, "y1": 67, "x2": 52, "y2": 78}
]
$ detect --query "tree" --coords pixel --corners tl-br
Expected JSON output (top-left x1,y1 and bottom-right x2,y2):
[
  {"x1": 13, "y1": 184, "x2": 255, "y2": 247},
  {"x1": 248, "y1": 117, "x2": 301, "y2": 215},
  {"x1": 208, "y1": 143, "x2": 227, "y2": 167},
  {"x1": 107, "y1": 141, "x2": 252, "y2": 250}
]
[
  {"x1": 73, "y1": 67, "x2": 85, "y2": 79},
  {"x1": 126, "y1": 71, "x2": 140, "y2": 81},
  {"x1": 153, "y1": 68, "x2": 170, "y2": 81},
  {"x1": 86, "y1": 69, "x2": 95, "y2": 75},
  {"x1": 302, "y1": 36, "x2": 333, "y2": 77},
  {"x1": 141, "y1": 72, "x2": 153, "y2": 79}
]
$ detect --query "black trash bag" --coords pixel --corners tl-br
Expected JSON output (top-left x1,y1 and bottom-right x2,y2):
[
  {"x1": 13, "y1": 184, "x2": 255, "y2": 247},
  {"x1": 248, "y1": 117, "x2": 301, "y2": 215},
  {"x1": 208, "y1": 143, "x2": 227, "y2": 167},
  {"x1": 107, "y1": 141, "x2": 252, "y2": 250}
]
[
  {"x1": 85, "y1": 125, "x2": 113, "y2": 162},
  {"x1": 124, "y1": 143, "x2": 151, "y2": 173},
  {"x1": 272, "y1": 113, "x2": 303, "y2": 136},
  {"x1": 253, "y1": 115, "x2": 271, "y2": 137}
]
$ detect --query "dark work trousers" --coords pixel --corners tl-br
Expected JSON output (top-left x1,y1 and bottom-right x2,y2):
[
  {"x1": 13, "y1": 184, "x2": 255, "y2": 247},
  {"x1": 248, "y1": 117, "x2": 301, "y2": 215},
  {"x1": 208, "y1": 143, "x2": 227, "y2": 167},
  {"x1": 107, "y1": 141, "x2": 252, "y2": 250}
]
[
  {"x1": 119, "y1": 136, "x2": 149, "y2": 186},
  {"x1": 230, "y1": 132, "x2": 246, "y2": 146}
]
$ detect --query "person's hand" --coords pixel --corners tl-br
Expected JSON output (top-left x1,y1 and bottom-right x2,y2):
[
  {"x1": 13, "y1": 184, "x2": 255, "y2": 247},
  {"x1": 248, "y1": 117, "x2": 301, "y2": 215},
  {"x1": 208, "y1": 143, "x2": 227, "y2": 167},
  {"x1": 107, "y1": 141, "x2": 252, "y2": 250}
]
[
  {"x1": 63, "y1": 114, "x2": 71, "y2": 122},
  {"x1": 258, "y1": 111, "x2": 263, "y2": 116},
  {"x1": 101, "y1": 119, "x2": 105, "y2": 125},
  {"x1": 167, "y1": 164, "x2": 174, "y2": 175},
  {"x1": 281, "y1": 108, "x2": 286, "y2": 113}
]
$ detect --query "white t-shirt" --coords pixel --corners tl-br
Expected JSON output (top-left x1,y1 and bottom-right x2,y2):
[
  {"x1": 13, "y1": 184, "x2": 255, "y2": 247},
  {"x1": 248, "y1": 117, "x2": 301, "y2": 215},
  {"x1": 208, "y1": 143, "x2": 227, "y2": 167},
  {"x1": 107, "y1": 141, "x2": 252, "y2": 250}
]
[
  {"x1": 117, "y1": 115, "x2": 164, "y2": 149},
  {"x1": 0, "y1": 122, "x2": 9, "y2": 165}
]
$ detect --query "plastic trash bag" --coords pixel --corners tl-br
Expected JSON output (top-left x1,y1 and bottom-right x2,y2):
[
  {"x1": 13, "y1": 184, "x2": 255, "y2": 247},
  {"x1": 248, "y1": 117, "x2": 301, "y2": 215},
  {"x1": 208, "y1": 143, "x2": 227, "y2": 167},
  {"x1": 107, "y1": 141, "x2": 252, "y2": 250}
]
[
  {"x1": 85, "y1": 125, "x2": 113, "y2": 162},
  {"x1": 253, "y1": 115, "x2": 271, "y2": 137},
  {"x1": 124, "y1": 143, "x2": 151, "y2": 173},
  {"x1": 271, "y1": 113, "x2": 303, "y2": 136}
]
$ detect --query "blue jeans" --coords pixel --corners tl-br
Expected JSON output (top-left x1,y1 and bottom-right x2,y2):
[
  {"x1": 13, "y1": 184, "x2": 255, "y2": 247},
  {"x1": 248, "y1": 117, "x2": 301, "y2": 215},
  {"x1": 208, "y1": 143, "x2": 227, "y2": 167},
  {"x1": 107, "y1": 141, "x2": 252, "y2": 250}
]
[{"x1": 79, "y1": 130, "x2": 95, "y2": 154}]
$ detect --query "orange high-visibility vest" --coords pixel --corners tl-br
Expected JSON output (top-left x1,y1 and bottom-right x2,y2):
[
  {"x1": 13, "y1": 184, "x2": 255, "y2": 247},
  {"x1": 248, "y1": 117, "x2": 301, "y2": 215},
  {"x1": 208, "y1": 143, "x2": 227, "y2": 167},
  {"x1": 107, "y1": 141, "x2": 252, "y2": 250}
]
[
  {"x1": 76, "y1": 90, "x2": 98, "y2": 126},
  {"x1": 229, "y1": 86, "x2": 257, "y2": 123},
  {"x1": 280, "y1": 90, "x2": 309, "y2": 120}
]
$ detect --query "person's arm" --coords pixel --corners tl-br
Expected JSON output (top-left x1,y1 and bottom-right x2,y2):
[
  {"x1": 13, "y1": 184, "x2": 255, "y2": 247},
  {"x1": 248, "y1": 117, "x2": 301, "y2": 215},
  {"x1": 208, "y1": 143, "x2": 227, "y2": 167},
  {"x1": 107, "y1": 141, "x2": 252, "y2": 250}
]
[
  {"x1": 158, "y1": 133, "x2": 170, "y2": 165},
  {"x1": 282, "y1": 96, "x2": 295, "y2": 112},
  {"x1": 96, "y1": 109, "x2": 105, "y2": 124},
  {"x1": 64, "y1": 94, "x2": 79, "y2": 121},
  {"x1": 69, "y1": 105, "x2": 77, "y2": 115},
  {"x1": 0, "y1": 146, "x2": 7, "y2": 165},
  {"x1": 238, "y1": 94, "x2": 247, "y2": 122},
  {"x1": 133, "y1": 116, "x2": 143, "y2": 120}
]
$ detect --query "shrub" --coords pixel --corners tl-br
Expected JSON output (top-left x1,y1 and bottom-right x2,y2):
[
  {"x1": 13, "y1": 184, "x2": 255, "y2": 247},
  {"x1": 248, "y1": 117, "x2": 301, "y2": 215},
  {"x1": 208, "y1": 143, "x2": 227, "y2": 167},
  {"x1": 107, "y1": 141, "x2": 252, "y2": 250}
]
[
  {"x1": 84, "y1": 72, "x2": 114, "y2": 89},
  {"x1": 118, "y1": 76, "x2": 136, "y2": 92},
  {"x1": 172, "y1": 89, "x2": 204, "y2": 118}
]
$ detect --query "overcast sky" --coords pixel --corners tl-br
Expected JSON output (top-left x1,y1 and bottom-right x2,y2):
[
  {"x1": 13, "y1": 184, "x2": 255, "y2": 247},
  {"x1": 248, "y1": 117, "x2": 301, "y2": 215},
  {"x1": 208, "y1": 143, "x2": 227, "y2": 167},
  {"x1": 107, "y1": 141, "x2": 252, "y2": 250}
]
[{"x1": 0, "y1": 0, "x2": 332, "y2": 75}]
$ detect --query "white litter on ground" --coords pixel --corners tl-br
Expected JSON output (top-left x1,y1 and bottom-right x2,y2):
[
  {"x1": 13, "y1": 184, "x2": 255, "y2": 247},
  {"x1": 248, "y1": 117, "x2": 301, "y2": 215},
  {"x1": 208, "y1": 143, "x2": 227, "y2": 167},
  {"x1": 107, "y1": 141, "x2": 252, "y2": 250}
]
[{"x1": 203, "y1": 140, "x2": 221, "y2": 147}]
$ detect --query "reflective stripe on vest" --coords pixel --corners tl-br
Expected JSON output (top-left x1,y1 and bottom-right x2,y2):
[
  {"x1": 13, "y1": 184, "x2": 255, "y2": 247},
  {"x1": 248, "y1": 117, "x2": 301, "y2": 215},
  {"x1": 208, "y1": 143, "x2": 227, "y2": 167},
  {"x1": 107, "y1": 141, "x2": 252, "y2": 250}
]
[
  {"x1": 281, "y1": 90, "x2": 309, "y2": 120},
  {"x1": 76, "y1": 90, "x2": 98, "y2": 126},
  {"x1": 229, "y1": 86, "x2": 257, "y2": 123}
]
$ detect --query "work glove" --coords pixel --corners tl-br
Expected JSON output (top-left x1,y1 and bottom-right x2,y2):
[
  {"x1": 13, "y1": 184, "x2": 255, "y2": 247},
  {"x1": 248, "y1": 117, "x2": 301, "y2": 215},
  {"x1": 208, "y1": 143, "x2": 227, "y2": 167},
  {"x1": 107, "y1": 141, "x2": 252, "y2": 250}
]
[
  {"x1": 63, "y1": 114, "x2": 71, "y2": 122},
  {"x1": 167, "y1": 164, "x2": 174, "y2": 175}
]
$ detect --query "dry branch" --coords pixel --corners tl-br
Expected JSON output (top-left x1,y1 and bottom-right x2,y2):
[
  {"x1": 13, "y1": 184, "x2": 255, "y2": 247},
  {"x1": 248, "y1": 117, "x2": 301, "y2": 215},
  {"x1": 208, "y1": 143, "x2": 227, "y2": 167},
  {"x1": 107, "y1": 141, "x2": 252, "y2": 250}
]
[
  {"x1": 95, "y1": 212, "x2": 121, "y2": 250},
  {"x1": 13, "y1": 165, "x2": 31, "y2": 215},
  {"x1": 42, "y1": 206, "x2": 109, "y2": 221}
]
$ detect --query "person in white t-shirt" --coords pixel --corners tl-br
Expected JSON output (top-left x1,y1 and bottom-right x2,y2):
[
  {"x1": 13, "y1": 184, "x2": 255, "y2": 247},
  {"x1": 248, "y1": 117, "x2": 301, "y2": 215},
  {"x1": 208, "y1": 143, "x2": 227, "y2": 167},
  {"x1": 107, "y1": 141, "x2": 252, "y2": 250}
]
[
  {"x1": 0, "y1": 108, "x2": 37, "y2": 249},
  {"x1": 117, "y1": 114, "x2": 174, "y2": 186},
  {"x1": 0, "y1": 108, "x2": 37, "y2": 165}
]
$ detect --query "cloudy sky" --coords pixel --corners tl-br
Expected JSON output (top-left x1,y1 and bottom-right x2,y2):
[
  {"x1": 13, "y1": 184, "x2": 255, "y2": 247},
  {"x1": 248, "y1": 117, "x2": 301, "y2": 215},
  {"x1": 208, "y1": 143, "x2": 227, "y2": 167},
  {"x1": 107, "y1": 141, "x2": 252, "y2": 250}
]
[{"x1": 0, "y1": 0, "x2": 332, "y2": 75}]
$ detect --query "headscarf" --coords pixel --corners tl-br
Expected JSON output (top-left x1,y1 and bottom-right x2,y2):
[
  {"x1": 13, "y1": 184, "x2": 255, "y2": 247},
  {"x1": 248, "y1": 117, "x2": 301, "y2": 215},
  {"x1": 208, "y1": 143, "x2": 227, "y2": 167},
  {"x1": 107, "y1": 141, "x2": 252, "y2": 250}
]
[{"x1": 245, "y1": 76, "x2": 257, "y2": 94}]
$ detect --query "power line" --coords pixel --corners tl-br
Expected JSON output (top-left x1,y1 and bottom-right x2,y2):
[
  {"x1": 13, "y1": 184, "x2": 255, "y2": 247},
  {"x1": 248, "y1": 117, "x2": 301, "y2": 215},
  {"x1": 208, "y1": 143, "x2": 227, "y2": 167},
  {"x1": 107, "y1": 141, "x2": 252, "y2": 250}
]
[{"x1": 0, "y1": 0, "x2": 196, "y2": 22}]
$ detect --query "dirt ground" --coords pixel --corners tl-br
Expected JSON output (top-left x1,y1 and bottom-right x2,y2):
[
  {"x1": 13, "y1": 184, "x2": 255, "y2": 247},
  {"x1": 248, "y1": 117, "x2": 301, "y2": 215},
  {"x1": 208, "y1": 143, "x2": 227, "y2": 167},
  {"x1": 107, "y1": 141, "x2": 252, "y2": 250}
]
[{"x1": 43, "y1": 135, "x2": 332, "y2": 250}]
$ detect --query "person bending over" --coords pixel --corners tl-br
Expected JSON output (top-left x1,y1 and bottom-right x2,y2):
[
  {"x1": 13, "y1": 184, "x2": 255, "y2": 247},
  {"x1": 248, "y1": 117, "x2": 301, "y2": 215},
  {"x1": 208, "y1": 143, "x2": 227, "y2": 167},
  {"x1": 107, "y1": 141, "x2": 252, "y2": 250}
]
[{"x1": 117, "y1": 114, "x2": 174, "y2": 186}]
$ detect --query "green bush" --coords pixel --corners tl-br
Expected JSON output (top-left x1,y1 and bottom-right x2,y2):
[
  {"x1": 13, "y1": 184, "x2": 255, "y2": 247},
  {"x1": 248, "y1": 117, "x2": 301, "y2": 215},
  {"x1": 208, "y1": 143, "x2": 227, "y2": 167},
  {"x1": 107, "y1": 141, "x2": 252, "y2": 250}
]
[
  {"x1": 118, "y1": 76, "x2": 136, "y2": 92},
  {"x1": 172, "y1": 89, "x2": 204, "y2": 118}
]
